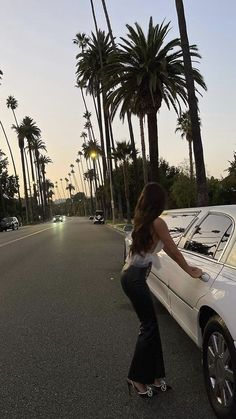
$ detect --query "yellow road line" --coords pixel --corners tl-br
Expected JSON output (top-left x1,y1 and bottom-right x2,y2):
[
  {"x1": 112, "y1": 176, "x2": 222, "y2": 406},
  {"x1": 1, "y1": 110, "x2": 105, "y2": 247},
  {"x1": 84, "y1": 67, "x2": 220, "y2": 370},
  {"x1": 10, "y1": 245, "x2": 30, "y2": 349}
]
[{"x1": 0, "y1": 226, "x2": 55, "y2": 249}]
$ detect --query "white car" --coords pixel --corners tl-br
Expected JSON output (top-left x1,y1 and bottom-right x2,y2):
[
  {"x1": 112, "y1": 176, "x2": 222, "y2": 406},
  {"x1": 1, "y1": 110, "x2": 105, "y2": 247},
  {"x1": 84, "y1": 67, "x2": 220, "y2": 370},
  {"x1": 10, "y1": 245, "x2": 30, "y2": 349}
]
[{"x1": 124, "y1": 205, "x2": 236, "y2": 419}]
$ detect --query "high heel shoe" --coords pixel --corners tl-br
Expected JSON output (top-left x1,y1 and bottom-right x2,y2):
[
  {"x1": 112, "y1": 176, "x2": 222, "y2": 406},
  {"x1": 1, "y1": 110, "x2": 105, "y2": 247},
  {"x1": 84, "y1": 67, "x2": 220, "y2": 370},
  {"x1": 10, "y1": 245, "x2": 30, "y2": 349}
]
[
  {"x1": 127, "y1": 379, "x2": 153, "y2": 398},
  {"x1": 151, "y1": 380, "x2": 172, "y2": 393}
]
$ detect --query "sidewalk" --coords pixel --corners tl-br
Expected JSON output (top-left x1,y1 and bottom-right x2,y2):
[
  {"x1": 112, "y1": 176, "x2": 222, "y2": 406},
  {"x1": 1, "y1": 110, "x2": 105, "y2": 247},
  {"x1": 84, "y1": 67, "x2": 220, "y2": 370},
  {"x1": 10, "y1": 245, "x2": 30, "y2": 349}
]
[{"x1": 106, "y1": 222, "x2": 133, "y2": 234}]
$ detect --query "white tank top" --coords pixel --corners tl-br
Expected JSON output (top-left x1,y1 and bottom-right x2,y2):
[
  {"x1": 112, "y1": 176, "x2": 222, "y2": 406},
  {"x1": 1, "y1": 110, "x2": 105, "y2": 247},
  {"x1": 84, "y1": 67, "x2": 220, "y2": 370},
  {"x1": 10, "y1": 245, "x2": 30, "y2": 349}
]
[{"x1": 125, "y1": 240, "x2": 163, "y2": 268}]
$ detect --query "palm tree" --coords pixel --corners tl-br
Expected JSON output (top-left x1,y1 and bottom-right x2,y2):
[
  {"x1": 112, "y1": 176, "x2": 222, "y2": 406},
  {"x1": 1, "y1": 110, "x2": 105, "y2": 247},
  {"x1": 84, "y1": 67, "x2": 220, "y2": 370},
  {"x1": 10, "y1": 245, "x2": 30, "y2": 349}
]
[
  {"x1": 175, "y1": 111, "x2": 199, "y2": 182},
  {"x1": 106, "y1": 18, "x2": 206, "y2": 182},
  {"x1": 30, "y1": 138, "x2": 47, "y2": 218},
  {"x1": 11, "y1": 124, "x2": 30, "y2": 222},
  {"x1": 76, "y1": 158, "x2": 85, "y2": 194},
  {"x1": 39, "y1": 155, "x2": 52, "y2": 217},
  {"x1": 70, "y1": 164, "x2": 79, "y2": 192},
  {"x1": 112, "y1": 141, "x2": 133, "y2": 223},
  {"x1": 78, "y1": 150, "x2": 89, "y2": 195},
  {"x1": 2, "y1": 95, "x2": 23, "y2": 213},
  {"x1": 73, "y1": 32, "x2": 90, "y2": 51},
  {"x1": 19, "y1": 117, "x2": 41, "y2": 213},
  {"x1": 84, "y1": 169, "x2": 96, "y2": 214},
  {"x1": 100, "y1": 0, "x2": 139, "y2": 182},
  {"x1": 82, "y1": 139, "x2": 103, "y2": 184},
  {"x1": 75, "y1": 158, "x2": 87, "y2": 215},
  {"x1": 66, "y1": 182, "x2": 75, "y2": 198},
  {"x1": 60, "y1": 177, "x2": 66, "y2": 199},
  {"x1": 45, "y1": 179, "x2": 54, "y2": 217},
  {"x1": 175, "y1": 0, "x2": 208, "y2": 205},
  {"x1": 76, "y1": 30, "x2": 113, "y2": 180},
  {"x1": 66, "y1": 183, "x2": 75, "y2": 215},
  {"x1": 6, "y1": 95, "x2": 18, "y2": 126}
]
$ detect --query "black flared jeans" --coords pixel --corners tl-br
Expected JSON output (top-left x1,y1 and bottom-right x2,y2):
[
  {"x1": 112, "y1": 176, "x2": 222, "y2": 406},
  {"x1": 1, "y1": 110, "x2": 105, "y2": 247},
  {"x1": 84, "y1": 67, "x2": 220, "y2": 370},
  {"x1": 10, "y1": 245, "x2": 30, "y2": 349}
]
[{"x1": 121, "y1": 264, "x2": 165, "y2": 384}]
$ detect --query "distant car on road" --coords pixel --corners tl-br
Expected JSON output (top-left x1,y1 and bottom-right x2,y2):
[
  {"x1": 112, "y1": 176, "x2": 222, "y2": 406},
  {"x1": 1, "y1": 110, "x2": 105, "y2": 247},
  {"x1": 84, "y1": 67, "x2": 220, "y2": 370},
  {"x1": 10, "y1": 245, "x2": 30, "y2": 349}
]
[
  {"x1": 93, "y1": 210, "x2": 105, "y2": 225},
  {"x1": 0, "y1": 216, "x2": 19, "y2": 231},
  {"x1": 124, "y1": 205, "x2": 236, "y2": 418},
  {"x1": 53, "y1": 215, "x2": 63, "y2": 223}
]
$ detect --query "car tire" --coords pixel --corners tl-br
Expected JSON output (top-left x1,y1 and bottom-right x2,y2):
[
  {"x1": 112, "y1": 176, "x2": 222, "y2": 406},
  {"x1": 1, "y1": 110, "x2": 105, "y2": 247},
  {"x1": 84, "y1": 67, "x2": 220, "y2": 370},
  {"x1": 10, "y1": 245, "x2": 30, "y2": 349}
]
[
  {"x1": 12, "y1": 225, "x2": 15, "y2": 230},
  {"x1": 202, "y1": 315, "x2": 236, "y2": 419}
]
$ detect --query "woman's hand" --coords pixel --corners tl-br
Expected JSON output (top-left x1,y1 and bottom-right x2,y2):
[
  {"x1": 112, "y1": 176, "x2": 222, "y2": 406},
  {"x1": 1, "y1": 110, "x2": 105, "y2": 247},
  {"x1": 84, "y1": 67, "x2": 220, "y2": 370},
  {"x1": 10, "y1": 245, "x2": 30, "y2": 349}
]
[{"x1": 187, "y1": 266, "x2": 203, "y2": 278}]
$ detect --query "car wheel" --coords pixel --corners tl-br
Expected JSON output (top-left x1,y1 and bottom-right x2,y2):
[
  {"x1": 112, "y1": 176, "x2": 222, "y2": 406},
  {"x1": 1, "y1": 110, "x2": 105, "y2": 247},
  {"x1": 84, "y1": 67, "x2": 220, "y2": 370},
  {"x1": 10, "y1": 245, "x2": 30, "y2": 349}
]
[
  {"x1": 202, "y1": 315, "x2": 236, "y2": 419},
  {"x1": 12, "y1": 224, "x2": 15, "y2": 230}
]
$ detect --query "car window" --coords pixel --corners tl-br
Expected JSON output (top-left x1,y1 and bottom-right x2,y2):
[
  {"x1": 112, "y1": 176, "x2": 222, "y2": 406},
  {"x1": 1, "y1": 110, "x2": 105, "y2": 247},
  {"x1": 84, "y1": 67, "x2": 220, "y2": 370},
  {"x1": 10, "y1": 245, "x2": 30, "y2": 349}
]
[
  {"x1": 161, "y1": 211, "x2": 199, "y2": 240},
  {"x1": 184, "y1": 213, "x2": 232, "y2": 260}
]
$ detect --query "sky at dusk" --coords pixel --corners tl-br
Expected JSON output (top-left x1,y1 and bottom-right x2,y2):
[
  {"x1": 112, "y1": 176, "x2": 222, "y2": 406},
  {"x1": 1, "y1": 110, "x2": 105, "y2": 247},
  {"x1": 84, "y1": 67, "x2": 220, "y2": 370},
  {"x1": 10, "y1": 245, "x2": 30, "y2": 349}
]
[{"x1": 1, "y1": 0, "x2": 236, "y2": 195}]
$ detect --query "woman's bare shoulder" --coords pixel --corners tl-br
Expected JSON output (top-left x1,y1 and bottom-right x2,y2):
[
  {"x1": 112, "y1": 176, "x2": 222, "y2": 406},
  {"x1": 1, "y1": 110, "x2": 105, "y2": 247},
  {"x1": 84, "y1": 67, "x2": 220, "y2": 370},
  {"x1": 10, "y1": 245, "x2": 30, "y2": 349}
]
[{"x1": 153, "y1": 216, "x2": 168, "y2": 229}]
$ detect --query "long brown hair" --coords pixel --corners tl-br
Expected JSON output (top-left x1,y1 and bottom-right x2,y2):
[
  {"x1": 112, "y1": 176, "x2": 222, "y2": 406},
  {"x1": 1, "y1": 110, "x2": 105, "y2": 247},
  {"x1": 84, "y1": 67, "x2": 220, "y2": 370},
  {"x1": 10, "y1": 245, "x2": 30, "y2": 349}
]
[{"x1": 130, "y1": 182, "x2": 166, "y2": 255}]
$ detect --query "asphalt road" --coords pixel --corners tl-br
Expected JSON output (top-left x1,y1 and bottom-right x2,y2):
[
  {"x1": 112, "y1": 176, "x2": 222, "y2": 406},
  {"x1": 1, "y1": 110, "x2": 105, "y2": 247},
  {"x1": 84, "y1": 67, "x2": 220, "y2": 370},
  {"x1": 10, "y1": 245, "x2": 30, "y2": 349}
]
[{"x1": 0, "y1": 217, "x2": 215, "y2": 419}]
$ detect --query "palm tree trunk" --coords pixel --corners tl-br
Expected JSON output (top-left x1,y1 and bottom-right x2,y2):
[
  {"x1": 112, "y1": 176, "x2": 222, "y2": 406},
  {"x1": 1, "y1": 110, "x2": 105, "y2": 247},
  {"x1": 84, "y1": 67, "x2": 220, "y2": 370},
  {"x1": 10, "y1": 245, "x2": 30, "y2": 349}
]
[
  {"x1": 175, "y1": 0, "x2": 208, "y2": 205},
  {"x1": 127, "y1": 111, "x2": 138, "y2": 180},
  {"x1": 80, "y1": 158, "x2": 89, "y2": 196},
  {"x1": 36, "y1": 153, "x2": 45, "y2": 220},
  {"x1": 0, "y1": 120, "x2": 22, "y2": 215},
  {"x1": 28, "y1": 147, "x2": 38, "y2": 217},
  {"x1": 89, "y1": 179, "x2": 94, "y2": 214},
  {"x1": 188, "y1": 139, "x2": 194, "y2": 182},
  {"x1": 90, "y1": 0, "x2": 115, "y2": 221},
  {"x1": 147, "y1": 111, "x2": 159, "y2": 181},
  {"x1": 0, "y1": 175, "x2": 6, "y2": 217},
  {"x1": 24, "y1": 148, "x2": 33, "y2": 220},
  {"x1": 101, "y1": 0, "x2": 138, "y2": 182},
  {"x1": 42, "y1": 171, "x2": 48, "y2": 217},
  {"x1": 108, "y1": 121, "x2": 123, "y2": 219},
  {"x1": 20, "y1": 147, "x2": 29, "y2": 223},
  {"x1": 139, "y1": 116, "x2": 148, "y2": 184},
  {"x1": 123, "y1": 162, "x2": 131, "y2": 223},
  {"x1": 96, "y1": 86, "x2": 107, "y2": 180}
]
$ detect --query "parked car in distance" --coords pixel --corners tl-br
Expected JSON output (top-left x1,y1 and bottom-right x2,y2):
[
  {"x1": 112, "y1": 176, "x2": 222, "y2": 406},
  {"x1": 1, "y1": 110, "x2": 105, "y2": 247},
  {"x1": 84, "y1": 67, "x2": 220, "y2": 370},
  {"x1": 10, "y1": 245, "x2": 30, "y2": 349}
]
[
  {"x1": 93, "y1": 210, "x2": 105, "y2": 225},
  {"x1": 0, "y1": 216, "x2": 19, "y2": 231},
  {"x1": 124, "y1": 205, "x2": 236, "y2": 419},
  {"x1": 53, "y1": 215, "x2": 63, "y2": 222}
]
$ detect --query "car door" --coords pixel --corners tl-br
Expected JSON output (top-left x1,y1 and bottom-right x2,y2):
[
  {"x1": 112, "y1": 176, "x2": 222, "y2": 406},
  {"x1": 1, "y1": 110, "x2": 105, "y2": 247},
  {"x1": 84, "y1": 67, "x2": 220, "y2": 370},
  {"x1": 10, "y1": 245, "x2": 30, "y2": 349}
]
[
  {"x1": 148, "y1": 210, "x2": 199, "y2": 311},
  {"x1": 167, "y1": 212, "x2": 233, "y2": 338}
]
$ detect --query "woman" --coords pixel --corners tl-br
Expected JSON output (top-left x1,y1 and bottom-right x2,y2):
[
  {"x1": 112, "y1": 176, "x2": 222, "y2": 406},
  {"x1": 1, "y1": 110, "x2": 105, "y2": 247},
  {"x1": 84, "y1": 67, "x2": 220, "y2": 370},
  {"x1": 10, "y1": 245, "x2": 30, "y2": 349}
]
[{"x1": 121, "y1": 182, "x2": 202, "y2": 398}]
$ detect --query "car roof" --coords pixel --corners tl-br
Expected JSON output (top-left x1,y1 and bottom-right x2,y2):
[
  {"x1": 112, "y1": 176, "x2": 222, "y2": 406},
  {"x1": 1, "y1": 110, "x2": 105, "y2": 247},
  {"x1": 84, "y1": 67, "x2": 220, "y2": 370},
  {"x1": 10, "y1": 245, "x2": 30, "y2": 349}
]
[{"x1": 163, "y1": 205, "x2": 236, "y2": 217}]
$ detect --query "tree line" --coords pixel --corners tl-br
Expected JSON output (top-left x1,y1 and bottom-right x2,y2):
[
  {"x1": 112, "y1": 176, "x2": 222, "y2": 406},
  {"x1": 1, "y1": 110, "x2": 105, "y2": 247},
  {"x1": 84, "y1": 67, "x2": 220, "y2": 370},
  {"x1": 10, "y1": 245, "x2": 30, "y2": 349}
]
[{"x1": 1, "y1": 1, "x2": 234, "y2": 223}]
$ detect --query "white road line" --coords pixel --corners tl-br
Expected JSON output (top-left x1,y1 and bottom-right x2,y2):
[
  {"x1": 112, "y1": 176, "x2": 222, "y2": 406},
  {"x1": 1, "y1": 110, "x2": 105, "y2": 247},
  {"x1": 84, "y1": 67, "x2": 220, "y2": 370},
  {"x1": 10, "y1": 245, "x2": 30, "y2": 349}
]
[{"x1": 0, "y1": 226, "x2": 55, "y2": 249}]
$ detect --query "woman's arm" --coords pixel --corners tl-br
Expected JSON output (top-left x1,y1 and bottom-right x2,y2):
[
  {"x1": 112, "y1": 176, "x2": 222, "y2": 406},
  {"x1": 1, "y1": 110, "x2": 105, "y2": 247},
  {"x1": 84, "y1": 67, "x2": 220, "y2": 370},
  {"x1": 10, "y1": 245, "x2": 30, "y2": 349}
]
[{"x1": 153, "y1": 217, "x2": 202, "y2": 279}]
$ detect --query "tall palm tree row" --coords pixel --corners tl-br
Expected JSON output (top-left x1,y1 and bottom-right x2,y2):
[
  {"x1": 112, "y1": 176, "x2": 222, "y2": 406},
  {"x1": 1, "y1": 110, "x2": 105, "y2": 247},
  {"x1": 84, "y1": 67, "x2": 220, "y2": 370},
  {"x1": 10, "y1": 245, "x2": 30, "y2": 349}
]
[
  {"x1": 75, "y1": 29, "x2": 114, "y2": 183},
  {"x1": 11, "y1": 113, "x2": 52, "y2": 221},
  {"x1": 11, "y1": 124, "x2": 31, "y2": 221},
  {"x1": 0, "y1": 84, "x2": 22, "y2": 217},
  {"x1": 100, "y1": 0, "x2": 139, "y2": 183}
]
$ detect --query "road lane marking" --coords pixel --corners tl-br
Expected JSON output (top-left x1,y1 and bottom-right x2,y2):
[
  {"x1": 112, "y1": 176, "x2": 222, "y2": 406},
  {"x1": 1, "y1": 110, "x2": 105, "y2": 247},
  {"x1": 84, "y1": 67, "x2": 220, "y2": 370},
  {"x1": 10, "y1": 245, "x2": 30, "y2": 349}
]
[{"x1": 0, "y1": 226, "x2": 56, "y2": 248}]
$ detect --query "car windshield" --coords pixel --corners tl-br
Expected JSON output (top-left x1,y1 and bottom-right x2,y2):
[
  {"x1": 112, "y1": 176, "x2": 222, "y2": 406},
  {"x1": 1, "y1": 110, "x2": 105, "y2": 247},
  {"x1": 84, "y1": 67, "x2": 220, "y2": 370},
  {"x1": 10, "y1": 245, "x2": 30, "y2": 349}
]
[
  {"x1": 4, "y1": 217, "x2": 13, "y2": 222},
  {"x1": 95, "y1": 211, "x2": 103, "y2": 216}
]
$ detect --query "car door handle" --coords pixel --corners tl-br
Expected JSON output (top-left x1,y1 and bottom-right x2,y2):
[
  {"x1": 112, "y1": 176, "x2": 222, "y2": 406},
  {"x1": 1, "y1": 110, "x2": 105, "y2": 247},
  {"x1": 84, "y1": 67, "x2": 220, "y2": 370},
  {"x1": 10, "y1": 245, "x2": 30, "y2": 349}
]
[{"x1": 200, "y1": 272, "x2": 210, "y2": 282}]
